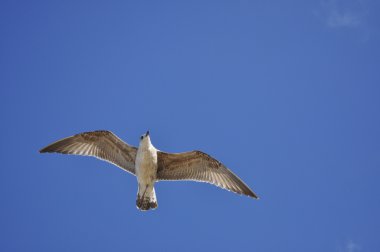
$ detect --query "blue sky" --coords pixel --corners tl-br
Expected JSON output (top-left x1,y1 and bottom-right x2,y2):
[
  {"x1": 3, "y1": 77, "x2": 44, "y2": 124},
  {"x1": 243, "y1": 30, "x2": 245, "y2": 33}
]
[{"x1": 1, "y1": 0, "x2": 379, "y2": 251}]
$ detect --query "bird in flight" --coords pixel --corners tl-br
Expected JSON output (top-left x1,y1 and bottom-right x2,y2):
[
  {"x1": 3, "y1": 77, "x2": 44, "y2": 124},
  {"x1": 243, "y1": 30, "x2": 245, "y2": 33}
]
[{"x1": 40, "y1": 130, "x2": 258, "y2": 211}]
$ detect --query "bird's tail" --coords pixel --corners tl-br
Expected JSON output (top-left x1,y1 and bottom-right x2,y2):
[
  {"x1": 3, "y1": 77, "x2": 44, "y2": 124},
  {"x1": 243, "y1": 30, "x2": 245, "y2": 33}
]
[{"x1": 136, "y1": 187, "x2": 158, "y2": 211}]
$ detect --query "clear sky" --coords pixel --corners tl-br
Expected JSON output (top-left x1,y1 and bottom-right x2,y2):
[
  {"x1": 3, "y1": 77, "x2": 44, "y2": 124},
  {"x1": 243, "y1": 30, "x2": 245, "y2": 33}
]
[{"x1": 1, "y1": 0, "x2": 379, "y2": 251}]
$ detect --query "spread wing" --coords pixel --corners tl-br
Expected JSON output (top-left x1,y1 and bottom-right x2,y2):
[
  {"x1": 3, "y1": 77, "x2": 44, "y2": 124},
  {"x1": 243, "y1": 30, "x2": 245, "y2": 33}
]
[
  {"x1": 39, "y1": 130, "x2": 137, "y2": 175},
  {"x1": 157, "y1": 150, "x2": 258, "y2": 198}
]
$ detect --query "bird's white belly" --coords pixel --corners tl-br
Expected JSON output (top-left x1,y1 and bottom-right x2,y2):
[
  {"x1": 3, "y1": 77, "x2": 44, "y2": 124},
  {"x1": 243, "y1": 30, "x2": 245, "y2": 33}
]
[{"x1": 135, "y1": 148, "x2": 157, "y2": 186}]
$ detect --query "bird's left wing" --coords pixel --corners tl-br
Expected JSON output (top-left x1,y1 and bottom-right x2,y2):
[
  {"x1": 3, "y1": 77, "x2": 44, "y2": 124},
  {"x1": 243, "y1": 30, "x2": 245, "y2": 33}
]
[
  {"x1": 157, "y1": 150, "x2": 258, "y2": 198},
  {"x1": 40, "y1": 130, "x2": 137, "y2": 175}
]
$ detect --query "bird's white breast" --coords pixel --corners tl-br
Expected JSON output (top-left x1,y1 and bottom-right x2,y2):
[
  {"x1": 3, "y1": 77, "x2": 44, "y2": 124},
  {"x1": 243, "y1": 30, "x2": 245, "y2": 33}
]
[{"x1": 135, "y1": 143, "x2": 157, "y2": 185}]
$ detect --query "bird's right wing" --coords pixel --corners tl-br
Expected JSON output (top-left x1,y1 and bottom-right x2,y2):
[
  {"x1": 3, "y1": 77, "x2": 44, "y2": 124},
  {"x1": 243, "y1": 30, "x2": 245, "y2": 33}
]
[
  {"x1": 157, "y1": 150, "x2": 258, "y2": 198},
  {"x1": 40, "y1": 130, "x2": 137, "y2": 175}
]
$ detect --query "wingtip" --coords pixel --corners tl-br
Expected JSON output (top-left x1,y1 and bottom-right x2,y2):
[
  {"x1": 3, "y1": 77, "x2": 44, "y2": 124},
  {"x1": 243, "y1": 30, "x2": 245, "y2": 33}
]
[
  {"x1": 39, "y1": 146, "x2": 49, "y2": 153},
  {"x1": 248, "y1": 191, "x2": 259, "y2": 199}
]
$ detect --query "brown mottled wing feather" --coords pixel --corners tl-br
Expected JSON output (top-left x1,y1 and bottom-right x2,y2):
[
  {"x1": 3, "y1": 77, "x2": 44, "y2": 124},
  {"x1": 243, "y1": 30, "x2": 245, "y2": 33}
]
[
  {"x1": 40, "y1": 130, "x2": 137, "y2": 175},
  {"x1": 157, "y1": 150, "x2": 258, "y2": 198}
]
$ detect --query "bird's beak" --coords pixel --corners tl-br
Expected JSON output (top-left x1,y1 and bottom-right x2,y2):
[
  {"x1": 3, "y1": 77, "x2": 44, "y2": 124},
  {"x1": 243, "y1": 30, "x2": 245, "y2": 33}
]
[{"x1": 145, "y1": 130, "x2": 150, "y2": 137}]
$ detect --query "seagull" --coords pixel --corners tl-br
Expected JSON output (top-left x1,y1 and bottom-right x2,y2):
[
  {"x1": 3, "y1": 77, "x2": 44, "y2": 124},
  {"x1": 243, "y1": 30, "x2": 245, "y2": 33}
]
[{"x1": 40, "y1": 130, "x2": 259, "y2": 211}]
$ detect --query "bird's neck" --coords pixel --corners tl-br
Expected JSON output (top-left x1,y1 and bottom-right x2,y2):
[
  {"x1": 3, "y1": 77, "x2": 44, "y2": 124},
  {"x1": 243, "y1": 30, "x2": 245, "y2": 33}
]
[{"x1": 139, "y1": 138, "x2": 154, "y2": 151}]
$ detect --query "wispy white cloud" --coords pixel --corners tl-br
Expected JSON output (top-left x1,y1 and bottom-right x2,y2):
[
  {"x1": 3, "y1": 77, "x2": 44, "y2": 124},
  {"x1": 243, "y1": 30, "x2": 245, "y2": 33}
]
[
  {"x1": 317, "y1": 0, "x2": 368, "y2": 28},
  {"x1": 338, "y1": 240, "x2": 361, "y2": 252},
  {"x1": 326, "y1": 10, "x2": 361, "y2": 28},
  {"x1": 346, "y1": 240, "x2": 361, "y2": 252}
]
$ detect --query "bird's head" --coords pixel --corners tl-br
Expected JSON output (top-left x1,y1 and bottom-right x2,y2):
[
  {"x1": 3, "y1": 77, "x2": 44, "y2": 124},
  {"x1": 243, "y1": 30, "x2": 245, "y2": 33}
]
[{"x1": 139, "y1": 130, "x2": 151, "y2": 146}]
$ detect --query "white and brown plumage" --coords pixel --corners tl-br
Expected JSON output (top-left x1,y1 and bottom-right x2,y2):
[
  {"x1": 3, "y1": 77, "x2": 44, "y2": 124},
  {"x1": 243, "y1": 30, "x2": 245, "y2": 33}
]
[{"x1": 40, "y1": 130, "x2": 259, "y2": 211}]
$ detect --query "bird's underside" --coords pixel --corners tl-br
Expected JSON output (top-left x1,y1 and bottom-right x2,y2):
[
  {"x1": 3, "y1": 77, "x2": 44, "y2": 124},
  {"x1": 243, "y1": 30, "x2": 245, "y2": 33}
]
[{"x1": 40, "y1": 130, "x2": 259, "y2": 211}]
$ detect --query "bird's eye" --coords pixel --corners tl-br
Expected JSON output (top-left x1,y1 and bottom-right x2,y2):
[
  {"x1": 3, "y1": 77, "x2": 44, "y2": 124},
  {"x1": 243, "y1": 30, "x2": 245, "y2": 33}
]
[{"x1": 140, "y1": 135, "x2": 144, "y2": 140}]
